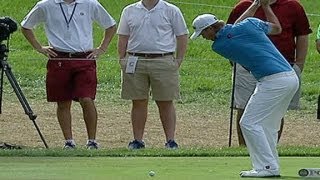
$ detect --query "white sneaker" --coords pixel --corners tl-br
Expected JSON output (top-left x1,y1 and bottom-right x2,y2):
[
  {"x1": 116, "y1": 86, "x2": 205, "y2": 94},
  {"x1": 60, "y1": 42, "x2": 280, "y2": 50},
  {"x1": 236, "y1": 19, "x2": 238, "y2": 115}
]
[{"x1": 240, "y1": 169, "x2": 280, "y2": 178}]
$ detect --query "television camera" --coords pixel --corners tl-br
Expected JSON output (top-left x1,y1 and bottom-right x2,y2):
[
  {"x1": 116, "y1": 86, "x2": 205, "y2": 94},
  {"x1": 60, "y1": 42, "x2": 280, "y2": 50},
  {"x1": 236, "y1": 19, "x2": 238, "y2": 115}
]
[{"x1": 0, "y1": 16, "x2": 48, "y2": 148}]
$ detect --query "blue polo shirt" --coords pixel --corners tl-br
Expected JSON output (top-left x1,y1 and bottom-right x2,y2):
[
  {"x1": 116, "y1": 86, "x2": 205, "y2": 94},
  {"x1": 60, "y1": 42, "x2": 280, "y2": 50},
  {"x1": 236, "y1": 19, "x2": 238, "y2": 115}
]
[{"x1": 212, "y1": 17, "x2": 292, "y2": 80}]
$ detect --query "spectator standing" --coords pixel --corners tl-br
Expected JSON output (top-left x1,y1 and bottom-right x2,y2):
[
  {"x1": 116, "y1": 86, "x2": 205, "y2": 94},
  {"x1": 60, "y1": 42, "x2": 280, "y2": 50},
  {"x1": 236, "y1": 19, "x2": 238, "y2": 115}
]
[
  {"x1": 21, "y1": 0, "x2": 116, "y2": 149},
  {"x1": 117, "y1": 0, "x2": 188, "y2": 149}
]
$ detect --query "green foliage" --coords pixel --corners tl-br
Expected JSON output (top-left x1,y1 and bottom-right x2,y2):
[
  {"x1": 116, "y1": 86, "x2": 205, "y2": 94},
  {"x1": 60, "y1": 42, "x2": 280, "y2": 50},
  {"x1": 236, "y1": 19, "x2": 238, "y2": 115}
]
[{"x1": 0, "y1": 0, "x2": 319, "y2": 109}]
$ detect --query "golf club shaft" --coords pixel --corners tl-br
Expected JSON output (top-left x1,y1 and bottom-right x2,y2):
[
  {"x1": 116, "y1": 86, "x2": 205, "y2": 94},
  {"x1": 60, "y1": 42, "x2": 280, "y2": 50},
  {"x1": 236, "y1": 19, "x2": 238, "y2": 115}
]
[{"x1": 228, "y1": 63, "x2": 236, "y2": 147}]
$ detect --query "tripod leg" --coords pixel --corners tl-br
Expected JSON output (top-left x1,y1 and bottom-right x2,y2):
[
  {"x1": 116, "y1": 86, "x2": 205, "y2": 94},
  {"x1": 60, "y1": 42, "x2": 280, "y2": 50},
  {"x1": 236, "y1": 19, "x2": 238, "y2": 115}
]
[
  {"x1": 31, "y1": 120, "x2": 49, "y2": 148},
  {"x1": 1, "y1": 61, "x2": 48, "y2": 148}
]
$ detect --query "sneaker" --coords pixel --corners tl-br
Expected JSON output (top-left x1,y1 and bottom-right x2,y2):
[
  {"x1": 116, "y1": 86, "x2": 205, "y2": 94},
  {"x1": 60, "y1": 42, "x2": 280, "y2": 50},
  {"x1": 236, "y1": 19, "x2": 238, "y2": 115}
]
[
  {"x1": 128, "y1": 140, "x2": 145, "y2": 150},
  {"x1": 165, "y1": 140, "x2": 178, "y2": 149},
  {"x1": 240, "y1": 169, "x2": 280, "y2": 178},
  {"x1": 86, "y1": 141, "x2": 99, "y2": 149},
  {"x1": 63, "y1": 142, "x2": 76, "y2": 149}
]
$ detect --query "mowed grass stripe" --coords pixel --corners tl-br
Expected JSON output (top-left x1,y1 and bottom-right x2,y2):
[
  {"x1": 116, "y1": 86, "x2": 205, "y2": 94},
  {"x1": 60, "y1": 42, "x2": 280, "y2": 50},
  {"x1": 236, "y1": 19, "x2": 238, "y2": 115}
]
[{"x1": 0, "y1": 157, "x2": 319, "y2": 180}]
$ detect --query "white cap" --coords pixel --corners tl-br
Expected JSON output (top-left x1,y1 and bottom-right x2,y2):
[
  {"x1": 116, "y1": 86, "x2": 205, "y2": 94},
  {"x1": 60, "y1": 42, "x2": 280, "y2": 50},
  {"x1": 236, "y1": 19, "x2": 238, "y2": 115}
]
[{"x1": 190, "y1": 14, "x2": 219, "y2": 40}]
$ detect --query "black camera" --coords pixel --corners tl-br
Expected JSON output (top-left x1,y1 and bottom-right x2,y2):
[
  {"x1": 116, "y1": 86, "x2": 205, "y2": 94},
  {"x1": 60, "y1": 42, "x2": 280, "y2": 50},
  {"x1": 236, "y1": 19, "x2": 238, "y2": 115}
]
[{"x1": 0, "y1": 17, "x2": 18, "y2": 42}]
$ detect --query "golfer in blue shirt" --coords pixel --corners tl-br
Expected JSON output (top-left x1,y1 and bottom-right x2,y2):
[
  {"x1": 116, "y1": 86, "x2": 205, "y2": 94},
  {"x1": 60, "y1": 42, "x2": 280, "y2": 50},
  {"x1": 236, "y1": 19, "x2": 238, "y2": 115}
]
[{"x1": 191, "y1": 0, "x2": 298, "y2": 177}]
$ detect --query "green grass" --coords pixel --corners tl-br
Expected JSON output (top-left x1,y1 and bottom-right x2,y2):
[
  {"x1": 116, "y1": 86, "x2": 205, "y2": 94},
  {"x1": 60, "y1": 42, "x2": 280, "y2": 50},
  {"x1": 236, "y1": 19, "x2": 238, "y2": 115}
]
[
  {"x1": 1, "y1": 147, "x2": 319, "y2": 179},
  {"x1": 0, "y1": 0, "x2": 319, "y2": 107},
  {"x1": 0, "y1": 1, "x2": 319, "y2": 177},
  {"x1": 0, "y1": 0, "x2": 319, "y2": 166},
  {"x1": 0, "y1": 156, "x2": 319, "y2": 179},
  {"x1": 1, "y1": 146, "x2": 320, "y2": 157}
]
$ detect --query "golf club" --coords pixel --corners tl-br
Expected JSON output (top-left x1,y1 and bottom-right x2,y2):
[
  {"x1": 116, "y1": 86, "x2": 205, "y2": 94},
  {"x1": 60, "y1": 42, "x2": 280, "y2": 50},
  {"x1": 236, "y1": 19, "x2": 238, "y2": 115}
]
[{"x1": 228, "y1": 62, "x2": 236, "y2": 147}]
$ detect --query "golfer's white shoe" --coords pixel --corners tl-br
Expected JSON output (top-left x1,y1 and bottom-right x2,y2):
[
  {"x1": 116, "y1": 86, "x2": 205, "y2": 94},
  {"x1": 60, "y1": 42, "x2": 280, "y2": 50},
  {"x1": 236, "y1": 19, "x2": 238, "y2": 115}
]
[{"x1": 240, "y1": 169, "x2": 280, "y2": 178}]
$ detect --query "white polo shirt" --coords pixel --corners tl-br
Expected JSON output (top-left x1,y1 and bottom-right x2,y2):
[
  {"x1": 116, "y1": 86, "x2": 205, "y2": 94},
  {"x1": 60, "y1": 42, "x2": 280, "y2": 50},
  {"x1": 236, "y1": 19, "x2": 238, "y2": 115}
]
[
  {"x1": 21, "y1": 0, "x2": 116, "y2": 53},
  {"x1": 117, "y1": 0, "x2": 189, "y2": 53}
]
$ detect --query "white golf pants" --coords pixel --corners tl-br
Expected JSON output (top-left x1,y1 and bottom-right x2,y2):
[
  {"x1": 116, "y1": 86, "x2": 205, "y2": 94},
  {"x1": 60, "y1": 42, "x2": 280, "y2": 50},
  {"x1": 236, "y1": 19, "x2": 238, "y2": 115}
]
[{"x1": 240, "y1": 70, "x2": 299, "y2": 171}]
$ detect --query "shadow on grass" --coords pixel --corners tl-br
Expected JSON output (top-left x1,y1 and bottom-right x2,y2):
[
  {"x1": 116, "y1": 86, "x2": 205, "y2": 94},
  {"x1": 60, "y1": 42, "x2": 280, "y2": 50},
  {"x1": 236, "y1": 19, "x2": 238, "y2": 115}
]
[
  {"x1": 278, "y1": 176, "x2": 301, "y2": 179},
  {"x1": 240, "y1": 176, "x2": 300, "y2": 179}
]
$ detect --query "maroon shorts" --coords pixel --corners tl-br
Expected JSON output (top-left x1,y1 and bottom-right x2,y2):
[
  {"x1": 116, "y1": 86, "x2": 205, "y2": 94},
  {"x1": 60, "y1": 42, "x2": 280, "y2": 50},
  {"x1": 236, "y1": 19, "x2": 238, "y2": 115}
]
[{"x1": 46, "y1": 51, "x2": 97, "y2": 102}]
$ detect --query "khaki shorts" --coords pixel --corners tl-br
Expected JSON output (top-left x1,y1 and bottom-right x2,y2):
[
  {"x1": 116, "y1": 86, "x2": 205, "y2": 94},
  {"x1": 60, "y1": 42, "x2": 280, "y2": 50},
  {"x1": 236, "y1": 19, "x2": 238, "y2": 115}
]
[
  {"x1": 233, "y1": 63, "x2": 301, "y2": 110},
  {"x1": 121, "y1": 55, "x2": 180, "y2": 101}
]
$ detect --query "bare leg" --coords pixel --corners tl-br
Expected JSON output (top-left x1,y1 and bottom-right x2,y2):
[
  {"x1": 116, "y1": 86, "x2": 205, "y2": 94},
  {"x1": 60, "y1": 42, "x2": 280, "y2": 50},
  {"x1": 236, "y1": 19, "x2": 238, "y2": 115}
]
[
  {"x1": 156, "y1": 101, "x2": 176, "y2": 141},
  {"x1": 79, "y1": 97, "x2": 97, "y2": 140},
  {"x1": 131, "y1": 99, "x2": 148, "y2": 141},
  {"x1": 57, "y1": 101, "x2": 72, "y2": 140},
  {"x1": 236, "y1": 109, "x2": 246, "y2": 146}
]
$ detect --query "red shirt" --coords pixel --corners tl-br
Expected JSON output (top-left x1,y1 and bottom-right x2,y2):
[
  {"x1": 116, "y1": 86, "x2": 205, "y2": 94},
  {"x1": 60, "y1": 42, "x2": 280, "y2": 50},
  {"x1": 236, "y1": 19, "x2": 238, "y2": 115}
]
[{"x1": 227, "y1": 0, "x2": 312, "y2": 63}]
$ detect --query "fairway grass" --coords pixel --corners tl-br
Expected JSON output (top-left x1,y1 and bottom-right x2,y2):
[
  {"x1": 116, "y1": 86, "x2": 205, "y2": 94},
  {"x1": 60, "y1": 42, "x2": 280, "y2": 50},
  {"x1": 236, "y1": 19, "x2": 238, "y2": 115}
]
[
  {"x1": 0, "y1": 2, "x2": 319, "y2": 179},
  {"x1": 0, "y1": 157, "x2": 319, "y2": 180}
]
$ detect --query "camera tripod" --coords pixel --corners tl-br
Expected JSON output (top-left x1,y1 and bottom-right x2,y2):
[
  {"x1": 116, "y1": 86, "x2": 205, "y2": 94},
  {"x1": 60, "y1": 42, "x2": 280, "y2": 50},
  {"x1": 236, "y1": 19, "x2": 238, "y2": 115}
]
[{"x1": 0, "y1": 43, "x2": 48, "y2": 148}]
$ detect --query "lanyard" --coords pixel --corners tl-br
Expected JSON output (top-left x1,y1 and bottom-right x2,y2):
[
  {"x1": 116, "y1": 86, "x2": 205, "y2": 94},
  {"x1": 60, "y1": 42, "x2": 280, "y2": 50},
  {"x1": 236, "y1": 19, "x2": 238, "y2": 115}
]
[{"x1": 59, "y1": 2, "x2": 78, "y2": 29}]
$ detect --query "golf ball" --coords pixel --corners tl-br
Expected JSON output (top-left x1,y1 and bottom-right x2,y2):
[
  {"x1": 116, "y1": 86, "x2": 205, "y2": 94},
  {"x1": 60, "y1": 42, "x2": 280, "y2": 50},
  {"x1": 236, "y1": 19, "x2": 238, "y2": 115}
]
[{"x1": 149, "y1": 171, "x2": 155, "y2": 177}]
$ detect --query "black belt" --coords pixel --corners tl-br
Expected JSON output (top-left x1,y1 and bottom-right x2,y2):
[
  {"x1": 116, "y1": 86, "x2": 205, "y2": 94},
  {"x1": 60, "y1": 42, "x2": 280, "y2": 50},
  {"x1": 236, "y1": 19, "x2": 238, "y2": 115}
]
[
  {"x1": 53, "y1": 50, "x2": 91, "y2": 58},
  {"x1": 128, "y1": 52, "x2": 174, "y2": 58}
]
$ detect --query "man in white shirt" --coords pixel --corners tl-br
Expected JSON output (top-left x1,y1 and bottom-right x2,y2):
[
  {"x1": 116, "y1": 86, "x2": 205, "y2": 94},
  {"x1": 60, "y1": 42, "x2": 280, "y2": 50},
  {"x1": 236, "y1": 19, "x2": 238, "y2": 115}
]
[
  {"x1": 117, "y1": 0, "x2": 188, "y2": 149},
  {"x1": 21, "y1": 0, "x2": 116, "y2": 149}
]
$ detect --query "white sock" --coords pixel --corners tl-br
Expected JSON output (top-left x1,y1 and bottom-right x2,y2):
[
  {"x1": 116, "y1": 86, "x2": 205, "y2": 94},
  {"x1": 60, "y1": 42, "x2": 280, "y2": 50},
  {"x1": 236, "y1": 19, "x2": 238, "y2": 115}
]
[
  {"x1": 87, "y1": 139, "x2": 96, "y2": 144},
  {"x1": 66, "y1": 139, "x2": 75, "y2": 145}
]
